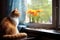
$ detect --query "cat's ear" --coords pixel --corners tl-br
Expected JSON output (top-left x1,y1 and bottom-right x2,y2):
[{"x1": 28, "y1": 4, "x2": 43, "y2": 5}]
[
  {"x1": 12, "y1": 8, "x2": 19, "y2": 14},
  {"x1": 9, "y1": 8, "x2": 20, "y2": 17},
  {"x1": 15, "y1": 8, "x2": 18, "y2": 11}
]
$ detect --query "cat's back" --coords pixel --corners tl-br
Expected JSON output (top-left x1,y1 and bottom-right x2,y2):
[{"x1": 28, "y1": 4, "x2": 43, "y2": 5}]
[
  {"x1": 0, "y1": 17, "x2": 10, "y2": 35},
  {"x1": 1, "y1": 17, "x2": 15, "y2": 26},
  {"x1": 0, "y1": 17, "x2": 17, "y2": 34}
]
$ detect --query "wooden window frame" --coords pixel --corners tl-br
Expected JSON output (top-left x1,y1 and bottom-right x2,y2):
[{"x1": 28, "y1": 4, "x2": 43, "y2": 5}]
[{"x1": 27, "y1": 0, "x2": 59, "y2": 29}]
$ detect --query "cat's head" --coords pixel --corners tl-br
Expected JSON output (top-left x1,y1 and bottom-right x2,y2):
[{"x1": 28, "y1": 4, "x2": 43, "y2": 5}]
[{"x1": 10, "y1": 8, "x2": 20, "y2": 17}]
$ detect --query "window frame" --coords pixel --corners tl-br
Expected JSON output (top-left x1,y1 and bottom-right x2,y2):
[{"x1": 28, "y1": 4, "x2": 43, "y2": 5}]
[{"x1": 26, "y1": 0, "x2": 58, "y2": 29}]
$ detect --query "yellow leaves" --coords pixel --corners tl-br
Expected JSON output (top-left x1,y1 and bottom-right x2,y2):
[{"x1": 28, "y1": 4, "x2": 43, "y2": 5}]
[
  {"x1": 26, "y1": 9, "x2": 43, "y2": 23},
  {"x1": 26, "y1": 9, "x2": 43, "y2": 16},
  {"x1": 36, "y1": 9, "x2": 43, "y2": 13},
  {"x1": 33, "y1": 12, "x2": 39, "y2": 16}
]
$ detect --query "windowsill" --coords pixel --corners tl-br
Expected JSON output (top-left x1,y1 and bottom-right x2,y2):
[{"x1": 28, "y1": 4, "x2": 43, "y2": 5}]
[
  {"x1": 26, "y1": 23, "x2": 54, "y2": 29},
  {"x1": 20, "y1": 27, "x2": 60, "y2": 39},
  {"x1": 23, "y1": 27, "x2": 60, "y2": 35}
]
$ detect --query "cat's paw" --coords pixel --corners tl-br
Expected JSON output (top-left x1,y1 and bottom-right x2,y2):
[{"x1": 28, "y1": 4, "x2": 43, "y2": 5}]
[
  {"x1": 2, "y1": 33, "x2": 27, "y2": 39},
  {"x1": 18, "y1": 33, "x2": 27, "y2": 38}
]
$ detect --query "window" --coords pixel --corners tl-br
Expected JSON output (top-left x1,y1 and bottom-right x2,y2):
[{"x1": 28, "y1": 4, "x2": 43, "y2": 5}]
[
  {"x1": 25, "y1": 0, "x2": 52, "y2": 24},
  {"x1": 19, "y1": 0, "x2": 57, "y2": 29}
]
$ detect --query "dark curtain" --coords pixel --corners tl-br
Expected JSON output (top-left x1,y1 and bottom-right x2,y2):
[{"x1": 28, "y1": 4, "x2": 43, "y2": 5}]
[
  {"x1": 0, "y1": 0, "x2": 13, "y2": 17},
  {"x1": 5, "y1": 0, "x2": 13, "y2": 16},
  {"x1": 0, "y1": 0, "x2": 6, "y2": 22}
]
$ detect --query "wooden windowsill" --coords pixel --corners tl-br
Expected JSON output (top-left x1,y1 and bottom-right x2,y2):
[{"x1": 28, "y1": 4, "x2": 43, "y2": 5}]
[{"x1": 22, "y1": 27, "x2": 60, "y2": 35}]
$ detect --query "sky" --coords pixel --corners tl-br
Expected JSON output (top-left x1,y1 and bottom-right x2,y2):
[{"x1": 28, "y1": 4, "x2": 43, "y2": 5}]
[{"x1": 26, "y1": 0, "x2": 31, "y2": 5}]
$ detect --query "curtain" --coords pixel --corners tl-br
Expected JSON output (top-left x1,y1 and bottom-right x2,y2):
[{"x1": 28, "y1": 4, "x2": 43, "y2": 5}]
[
  {"x1": 5, "y1": 0, "x2": 27, "y2": 24},
  {"x1": 5, "y1": 0, "x2": 12, "y2": 16}
]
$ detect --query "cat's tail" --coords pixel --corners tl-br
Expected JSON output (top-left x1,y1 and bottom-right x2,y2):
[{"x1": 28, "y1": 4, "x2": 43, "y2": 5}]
[{"x1": 2, "y1": 33, "x2": 27, "y2": 39}]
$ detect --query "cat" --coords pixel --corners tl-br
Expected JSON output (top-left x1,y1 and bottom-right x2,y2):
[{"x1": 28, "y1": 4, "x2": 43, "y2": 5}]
[{"x1": 0, "y1": 8, "x2": 27, "y2": 39}]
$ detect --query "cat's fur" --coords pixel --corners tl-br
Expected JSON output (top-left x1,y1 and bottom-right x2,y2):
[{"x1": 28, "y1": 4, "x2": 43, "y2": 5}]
[{"x1": 0, "y1": 8, "x2": 27, "y2": 39}]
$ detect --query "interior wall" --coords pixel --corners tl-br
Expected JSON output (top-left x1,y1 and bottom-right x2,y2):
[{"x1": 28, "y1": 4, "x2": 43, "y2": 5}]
[
  {"x1": 59, "y1": 0, "x2": 60, "y2": 26},
  {"x1": 0, "y1": 0, "x2": 5, "y2": 22},
  {"x1": 0, "y1": 0, "x2": 10, "y2": 22},
  {"x1": 56, "y1": 0, "x2": 60, "y2": 29}
]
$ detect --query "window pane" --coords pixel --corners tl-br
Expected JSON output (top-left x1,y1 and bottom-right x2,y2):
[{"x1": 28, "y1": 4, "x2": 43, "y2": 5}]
[{"x1": 25, "y1": 0, "x2": 52, "y2": 24}]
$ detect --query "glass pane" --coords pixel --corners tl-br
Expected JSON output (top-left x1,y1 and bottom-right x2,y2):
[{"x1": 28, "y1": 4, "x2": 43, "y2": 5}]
[{"x1": 25, "y1": 0, "x2": 52, "y2": 24}]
